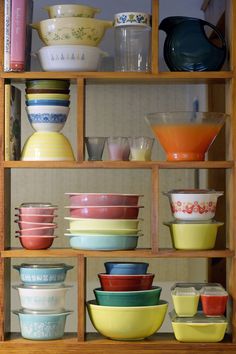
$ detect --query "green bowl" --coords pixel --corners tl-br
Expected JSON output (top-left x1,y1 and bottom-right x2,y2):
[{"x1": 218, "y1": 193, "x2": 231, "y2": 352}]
[{"x1": 93, "y1": 286, "x2": 162, "y2": 306}]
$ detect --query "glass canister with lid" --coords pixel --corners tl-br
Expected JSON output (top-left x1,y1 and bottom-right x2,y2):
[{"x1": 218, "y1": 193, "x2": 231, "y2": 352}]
[{"x1": 114, "y1": 12, "x2": 151, "y2": 72}]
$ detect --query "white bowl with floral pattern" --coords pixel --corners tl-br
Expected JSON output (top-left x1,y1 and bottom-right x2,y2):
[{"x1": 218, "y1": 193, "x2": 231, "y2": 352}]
[{"x1": 163, "y1": 189, "x2": 223, "y2": 221}]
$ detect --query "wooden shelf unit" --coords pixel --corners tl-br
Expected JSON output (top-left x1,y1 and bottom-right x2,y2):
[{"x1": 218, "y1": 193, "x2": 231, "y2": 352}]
[{"x1": 0, "y1": 0, "x2": 236, "y2": 353}]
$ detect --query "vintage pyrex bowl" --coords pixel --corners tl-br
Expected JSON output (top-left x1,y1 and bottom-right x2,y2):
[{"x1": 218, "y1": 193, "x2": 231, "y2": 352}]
[
  {"x1": 17, "y1": 221, "x2": 57, "y2": 230},
  {"x1": 13, "y1": 284, "x2": 71, "y2": 311},
  {"x1": 16, "y1": 226, "x2": 56, "y2": 236},
  {"x1": 16, "y1": 213, "x2": 57, "y2": 223},
  {"x1": 87, "y1": 300, "x2": 168, "y2": 340},
  {"x1": 200, "y1": 286, "x2": 228, "y2": 316},
  {"x1": 37, "y1": 45, "x2": 107, "y2": 72},
  {"x1": 164, "y1": 220, "x2": 223, "y2": 250},
  {"x1": 31, "y1": 17, "x2": 113, "y2": 46},
  {"x1": 65, "y1": 234, "x2": 141, "y2": 250},
  {"x1": 26, "y1": 99, "x2": 70, "y2": 106},
  {"x1": 65, "y1": 217, "x2": 141, "y2": 230},
  {"x1": 13, "y1": 263, "x2": 73, "y2": 285},
  {"x1": 66, "y1": 228, "x2": 140, "y2": 235},
  {"x1": 104, "y1": 261, "x2": 149, "y2": 275},
  {"x1": 65, "y1": 205, "x2": 143, "y2": 219},
  {"x1": 26, "y1": 79, "x2": 70, "y2": 90},
  {"x1": 171, "y1": 287, "x2": 200, "y2": 317},
  {"x1": 163, "y1": 189, "x2": 224, "y2": 220},
  {"x1": 26, "y1": 93, "x2": 70, "y2": 100},
  {"x1": 145, "y1": 112, "x2": 228, "y2": 161},
  {"x1": 13, "y1": 309, "x2": 72, "y2": 340},
  {"x1": 16, "y1": 206, "x2": 58, "y2": 215},
  {"x1": 21, "y1": 132, "x2": 75, "y2": 161},
  {"x1": 170, "y1": 311, "x2": 227, "y2": 342},
  {"x1": 44, "y1": 4, "x2": 101, "y2": 18},
  {"x1": 66, "y1": 193, "x2": 143, "y2": 206},
  {"x1": 98, "y1": 273, "x2": 154, "y2": 291},
  {"x1": 17, "y1": 235, "x2": 57, "y2": 250},
  {"x1": 94, "y1": 286, "x2": 162, "y2": 307}
]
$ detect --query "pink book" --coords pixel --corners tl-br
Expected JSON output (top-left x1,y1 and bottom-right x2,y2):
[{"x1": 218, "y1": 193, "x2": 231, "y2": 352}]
[{"x1": 10, "y1": 0, "x2": 27, "y2": 71}]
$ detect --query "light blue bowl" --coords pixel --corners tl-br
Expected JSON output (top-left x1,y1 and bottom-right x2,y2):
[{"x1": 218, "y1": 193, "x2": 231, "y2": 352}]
[
  {"x1": 13, "y1": 263, "x2": 73, "y2": 285},
  {"x1": 65, "y1": 234, "x2": 140, "y2": 250},
  {"x1": 26, "y1": 99, "x2": 70, "y2": 106},
  {"x1": 13, "y1": 309, "x2": 72, "y2": 340},
  {"x1": 104, "y1": 262, "x2": 149, "y2": 275}
]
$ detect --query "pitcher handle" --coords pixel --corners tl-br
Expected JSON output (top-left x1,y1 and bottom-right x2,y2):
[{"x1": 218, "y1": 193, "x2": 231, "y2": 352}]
[{"x1": 200, "y1": 19, "x2": 226, "y2": 49}]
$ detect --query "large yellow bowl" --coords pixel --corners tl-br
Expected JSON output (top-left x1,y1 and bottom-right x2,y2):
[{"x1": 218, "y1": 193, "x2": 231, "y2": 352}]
[
  {"x1": 87, "y1": 300, "x2": 168, "y2": 340},
  {"x1": 164, "y1": 221, "x2": 223, "y2": 250},
  {"x1": 64, "y1": 217, "x2": 141, "y2": 231},
  {"x1": 21, "y1": 132, "x2": 75, "y2": 161},
  {"x1": 31, "y1": 17, "x2": 113, "y2": 46}
]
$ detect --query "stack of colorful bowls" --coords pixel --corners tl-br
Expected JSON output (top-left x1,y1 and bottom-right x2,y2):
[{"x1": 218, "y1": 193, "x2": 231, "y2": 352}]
[
  {"x1": 15, "y1": 203, "x2": 58, "y2": 249},
  {"x1": 22, "y1": 79, "x2": 75, "y2": 161},
  {"x1": 169, "y1": 282, "x2": 228, "y2": 342},
  {"x1": 13, "y1": 263, "x2": 73, "y2": 340},
  {"x1": 86, "y1": 262, "x2": 168, "y2": 340},
  {"x1": 64, "y1": 193, "x2": 144, "y2": 250},
  {"x1": 31, "y1": 4, "x2": 113, "y2": 72},
  {"x1": 163, "y1": 189, "x2": 224, "y2": 250}
]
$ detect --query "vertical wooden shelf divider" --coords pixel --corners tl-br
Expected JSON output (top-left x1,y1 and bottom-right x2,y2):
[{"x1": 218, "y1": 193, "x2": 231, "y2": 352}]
[
  {"x1": 77, "y1": 255, "x2": 86, "y2": 341},
  {"x1": 151, "y1": 166, "x2": 159, "y2": 253},
  {"x1": 151, "y1": 0, "x2": 159, "y2": 74},
  {"x1": 77, "y1": 78, "x2": 85, "y2": 162}
]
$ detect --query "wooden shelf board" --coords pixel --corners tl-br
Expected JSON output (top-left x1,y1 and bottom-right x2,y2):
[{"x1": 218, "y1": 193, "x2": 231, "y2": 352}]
[
  {"x1": 1, "y1": 248, "x2": 233, "y2": 258},
  {"x1": 3, "y1": 160, "x2": 233, "y2": 170},
  {"x1": 0, "y1": 333, "x2": 234, "y2": 354},
  {"x1": 1, "y1": 71, "x2": 232, "y2": 82}
]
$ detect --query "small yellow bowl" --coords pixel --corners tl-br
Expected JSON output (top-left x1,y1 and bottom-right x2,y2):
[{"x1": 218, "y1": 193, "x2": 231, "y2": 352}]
[
  {"x1": 26, "y1": 93, "x2": 70, "y2": 101},
  {"x1": 87, "y1": 300, "x2": 168, "y2": 340},
  {"x1": 21, "y1": 132, "x2": 75, "y2": 161},
  {"x1": 44, "y1": 4, "x2": 101, "y2": 18},
  {"x1": 164, "y1": 221, "x2": 223, "y2": 250},
  {"x1": 172, "y1": 287, "x2": 200, "y2": 317}
]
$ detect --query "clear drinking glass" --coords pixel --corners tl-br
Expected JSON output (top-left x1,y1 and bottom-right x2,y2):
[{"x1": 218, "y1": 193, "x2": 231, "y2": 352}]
[
  {"x1": 107, "y1": 137, "x2": 130, "y2": 161},
  {"x1": 128, "y1": 136, "x2": 154, "y2": 161},
  {"x1": 85, "y1": 137, "x2": 106, "y2": 161}
]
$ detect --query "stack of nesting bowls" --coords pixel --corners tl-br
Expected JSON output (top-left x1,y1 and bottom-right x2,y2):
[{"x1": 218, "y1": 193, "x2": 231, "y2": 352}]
[
  {"x1": 22, "y1": 79, "x2": 75, "y2": 161},
  {"x1": 15, "y1": 203, "x2": 58, "y2": 249},
  {"x1": 87, "y1": 261, "x2": 168, "y2": 340},
  {"x1": 169, "y1": 282, "x2": 228, "y2": 342},
  {"x1": 13, "y1": 263, "x2": 73, "y2": 340},
  {"x1": 64, "y1": 193, "x2": 144, "y2": 250},
  {"x1": 163, "y1": 189, "x2": 224, "y2": 250},
  {"x1": 32, "y1": 4, "x2": 113, "y2": 72}
]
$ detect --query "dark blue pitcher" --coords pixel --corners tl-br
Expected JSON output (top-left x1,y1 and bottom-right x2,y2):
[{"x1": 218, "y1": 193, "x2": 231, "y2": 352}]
[{"x1": 159, "y1": 16, "x2": 227, "y2": 71}]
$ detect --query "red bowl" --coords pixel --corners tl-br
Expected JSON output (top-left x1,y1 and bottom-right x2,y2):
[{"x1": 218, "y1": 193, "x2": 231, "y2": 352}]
[
  {"x1": 17, "y1": 236, "x2": 56, "y2": 250},
  {"x1": 65, "y1": 193, "x2": 143, "y2": 207},
  {"x1": 201, "y1": 294, "x2": 228, "y2": 316},
  {"x1": 98, "y1": 273, "x2": 155, "y2": 291},
  {"x1": 16, "y1": 226, "x2": 56, "y2": 236},
  {"x1": 15, "y1": 214, "x2": 57, "y2": 223},
  {"x1": 16, "y1": 207, "x2": 58, "y2": 215},
  {"x1": 16, "y1": 221, "x2": 57, "y2": 230},
  {"x1": 65, "y1": 205, "x2": 143, "y2": 219}
]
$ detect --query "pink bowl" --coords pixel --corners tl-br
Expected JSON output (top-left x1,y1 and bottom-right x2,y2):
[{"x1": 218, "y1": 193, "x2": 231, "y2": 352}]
[
  {"x1": 17, "y1": 236, "x2": 56, "y2": 250},
  {"x1": 16, "y1": 221, "x2": 57, "y2": 230},
  {"x1": 65, "y1": 205, "x2": 144, "y2": 219},
  {"x1": 15, "y1": 207, "x2": 58, "y2": 215},
  {"x1": 15, "y1": 214, "x2": 57, "y2": 223},
  {"x1": 65, "y1": 193, "x2": 143, "y2": 206},
  {"x1": 98, "y1": 273, "x2": 155, "y2": 291},
  {"x1": 16, "y1": 227, "x2": 56, "y2": 236}
]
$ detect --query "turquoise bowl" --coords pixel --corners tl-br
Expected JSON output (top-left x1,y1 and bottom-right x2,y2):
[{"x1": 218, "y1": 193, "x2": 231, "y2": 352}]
[
  {"x1": 94, "y1": 286, "x2": 162, "y2": 306},
  {"x1": 13, "y1": 309, "x2": 72, "y2": 340},
  {"x1": 65, "y1": 234, "x2": 140, "y2": 250},
  {"x1": 13, "y1": 263, "x2": 73, "y2": 285},
  {"x1": 26, "y1": 99, "x2": 70, "y2": 106}
]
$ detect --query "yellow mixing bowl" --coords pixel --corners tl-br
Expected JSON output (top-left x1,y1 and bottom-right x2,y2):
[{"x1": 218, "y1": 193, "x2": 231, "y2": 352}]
[
  {"x1": 31, "y1": 17, "x2": 113, "y2": 46},
  {"x1": 26, "y1": 93, "x2": 70, "y2": 100},
  {"x1": 164, "y1": 221, "x2": 223, "y2": 250},
  {"x1": 86, "y1": 300, "x2": 168, "y2": 340},
  {"x1": 21, "y1": 132, "x2": 75, "y2": 161}
]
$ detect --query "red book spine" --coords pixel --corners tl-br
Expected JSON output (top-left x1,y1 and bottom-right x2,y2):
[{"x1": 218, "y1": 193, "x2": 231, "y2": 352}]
[{"x1": 10, "y1": 0, "x2": 27, "y2": 71}]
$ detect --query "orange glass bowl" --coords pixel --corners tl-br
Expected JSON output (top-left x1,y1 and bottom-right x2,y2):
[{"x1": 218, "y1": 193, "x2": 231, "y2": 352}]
[{"x1": 145, "y1": 112, "x2": 228, "y2": 161}]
